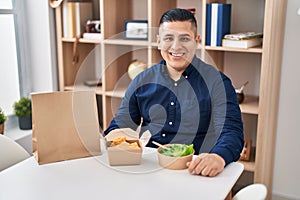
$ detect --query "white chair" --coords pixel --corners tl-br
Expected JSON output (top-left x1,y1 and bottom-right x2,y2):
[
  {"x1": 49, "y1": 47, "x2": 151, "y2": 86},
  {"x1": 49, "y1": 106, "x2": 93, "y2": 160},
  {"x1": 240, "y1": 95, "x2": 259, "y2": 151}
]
[
  {"x1": 0, "y1": 134, "x2": 30, "y2": 171},
  {"x1": 232, "y1": 183, "x2": 267, "y2": 200}
]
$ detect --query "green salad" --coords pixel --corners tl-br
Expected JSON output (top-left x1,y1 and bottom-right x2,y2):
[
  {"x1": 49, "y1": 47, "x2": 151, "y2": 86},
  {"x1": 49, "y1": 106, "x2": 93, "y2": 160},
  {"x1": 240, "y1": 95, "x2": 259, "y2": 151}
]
[{"x1": 160, "y1": 144, "x2": 194, "y2": 157}]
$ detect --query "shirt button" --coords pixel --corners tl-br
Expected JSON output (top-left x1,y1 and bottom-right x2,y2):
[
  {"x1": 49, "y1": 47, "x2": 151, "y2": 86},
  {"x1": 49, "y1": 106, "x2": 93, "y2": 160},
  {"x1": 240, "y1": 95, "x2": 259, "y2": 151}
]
[
  {"x1": 170, "y1": 102, "x2": 174, "y2": 106},
  {"x1": 185, "y1": 76, "x2": 188, "y2": 79},
  {"x1": 162, "y1": 133, "x2": 166, "y2": 137},
  {"x1": 169, "y1": 121, "x2": 173, "y2": 125},
  {"x1": 174, "y1": 82, "x2": 178, "y2": 86}
]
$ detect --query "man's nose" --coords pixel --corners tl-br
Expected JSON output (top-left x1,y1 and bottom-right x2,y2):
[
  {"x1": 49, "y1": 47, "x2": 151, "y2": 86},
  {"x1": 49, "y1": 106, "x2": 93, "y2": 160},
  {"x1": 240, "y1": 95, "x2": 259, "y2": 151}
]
[{"x1": 170, "y1": 38, "x2": 181, "y2": 50}]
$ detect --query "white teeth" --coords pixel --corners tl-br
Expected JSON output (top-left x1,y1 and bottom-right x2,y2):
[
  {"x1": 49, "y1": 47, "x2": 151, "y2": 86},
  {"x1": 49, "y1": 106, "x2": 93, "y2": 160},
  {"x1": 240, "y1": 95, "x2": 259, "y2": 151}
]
[{"x1": 171, "y1": 52, "x2": 184, "y2": 57}]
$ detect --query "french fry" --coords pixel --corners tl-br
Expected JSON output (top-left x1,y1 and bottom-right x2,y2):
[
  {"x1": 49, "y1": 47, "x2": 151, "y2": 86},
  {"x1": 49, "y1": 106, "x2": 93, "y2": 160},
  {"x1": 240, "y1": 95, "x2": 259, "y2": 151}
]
[
  {"x1": 111, "y1": 137, "x2": 140, "y2": 149},
  {"x1": 111, "y1": 136, "x2": 126, "y2": 146}
]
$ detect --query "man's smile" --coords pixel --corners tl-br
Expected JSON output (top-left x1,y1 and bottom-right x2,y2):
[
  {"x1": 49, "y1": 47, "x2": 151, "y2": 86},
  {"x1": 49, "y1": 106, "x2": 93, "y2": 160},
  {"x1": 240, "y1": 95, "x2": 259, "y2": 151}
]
[{"x1": 169, "y1": 52, "x2": 185, "y2": 57}]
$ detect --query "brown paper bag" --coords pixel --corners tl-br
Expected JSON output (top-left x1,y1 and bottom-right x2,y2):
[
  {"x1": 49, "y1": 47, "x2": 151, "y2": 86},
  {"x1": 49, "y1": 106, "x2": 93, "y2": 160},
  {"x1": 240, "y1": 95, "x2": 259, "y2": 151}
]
[{"x1": 31, "y1": 91, "x2": 101, "y2": 164}]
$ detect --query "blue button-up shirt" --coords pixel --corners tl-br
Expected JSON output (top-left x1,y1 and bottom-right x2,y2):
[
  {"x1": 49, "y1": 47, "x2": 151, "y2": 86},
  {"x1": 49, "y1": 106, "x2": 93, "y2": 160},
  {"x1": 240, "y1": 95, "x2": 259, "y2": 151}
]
[{"x1": 104, "y1": 56, "x2": 244, "y2": 165}]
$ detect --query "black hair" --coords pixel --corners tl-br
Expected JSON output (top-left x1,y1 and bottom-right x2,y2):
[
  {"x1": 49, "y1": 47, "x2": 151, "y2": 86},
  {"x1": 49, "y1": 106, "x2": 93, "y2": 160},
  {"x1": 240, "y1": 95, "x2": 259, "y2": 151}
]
[{"x1": 159, "y1": 8, "x2": 197, "y2": 32}]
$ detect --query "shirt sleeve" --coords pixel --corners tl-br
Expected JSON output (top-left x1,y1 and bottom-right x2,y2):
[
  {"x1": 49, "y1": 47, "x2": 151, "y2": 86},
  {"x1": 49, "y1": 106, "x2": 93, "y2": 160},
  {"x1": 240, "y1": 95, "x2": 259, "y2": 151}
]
[{"x1": 209, "y1": 72, "x2": 244, "y2": 165}]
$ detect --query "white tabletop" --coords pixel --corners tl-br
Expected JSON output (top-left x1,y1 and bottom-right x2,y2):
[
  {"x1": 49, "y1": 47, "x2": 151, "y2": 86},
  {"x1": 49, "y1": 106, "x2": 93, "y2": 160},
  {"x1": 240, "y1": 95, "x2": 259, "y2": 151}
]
[{"x1": 0, "y1": 147, "x2": 244, "y2": 200}]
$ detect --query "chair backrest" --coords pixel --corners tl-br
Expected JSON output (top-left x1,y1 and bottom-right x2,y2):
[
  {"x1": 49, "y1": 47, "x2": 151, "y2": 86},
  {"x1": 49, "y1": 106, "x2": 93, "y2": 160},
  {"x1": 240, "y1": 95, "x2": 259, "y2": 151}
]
[
  {"x1": 232, "y1": 183, "x2": 267, "y2": 200},
  {"x1": 0, "y1": 134, "x2": 30, "y2": 171}
]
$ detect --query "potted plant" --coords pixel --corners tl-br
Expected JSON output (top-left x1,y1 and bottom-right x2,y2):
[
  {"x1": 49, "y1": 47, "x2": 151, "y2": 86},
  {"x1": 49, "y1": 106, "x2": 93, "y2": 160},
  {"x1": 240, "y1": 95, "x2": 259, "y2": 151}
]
[
  {"x1": 13, "y1": 97, "x2": 32, "y2": 130},
  {"x1": 0, "y1": 108, "x2": 7, "y2": 134}
]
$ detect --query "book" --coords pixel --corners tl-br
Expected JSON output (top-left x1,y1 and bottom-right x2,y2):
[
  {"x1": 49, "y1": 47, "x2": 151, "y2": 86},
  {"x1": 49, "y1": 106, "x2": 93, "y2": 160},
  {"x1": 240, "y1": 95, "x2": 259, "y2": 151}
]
[
  {"x1": 62, "y1": 1, "x2": 75, "y2": 38},
  {"x1": 224, "y1": 32, "x2": 263, "y2": 40},
  {"x1": 222, "y1": 38, "x2": 262, "y2": 49},
  {"x1": 206, "y1": 3, "x2": 231, "y2": 46},
  {"x1": 83, "y1": 33, "x2": 102, "y2": 40},
  {"x1": 205, "y1": 4, "x2": 212, "y2": 46},
  {"x1": 62, "y1": 2, "x2": 92, "y2": 38}
]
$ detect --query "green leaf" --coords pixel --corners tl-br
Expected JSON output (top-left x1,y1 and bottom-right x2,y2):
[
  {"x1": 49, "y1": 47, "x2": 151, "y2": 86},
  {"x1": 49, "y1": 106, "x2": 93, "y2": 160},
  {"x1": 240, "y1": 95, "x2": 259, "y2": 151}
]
[
  {"x1": 181, "y1": 144, "x2": 194, "y2": 156},
  {"x1": 0, "y1": 108, "x2": 7, "y2": 123},
  {"x1": 160, "y1": 144, "x2": 194, "y2": 157},
  {"x1": 13, "y1": 97, "x2": 32, "y2": 117}
]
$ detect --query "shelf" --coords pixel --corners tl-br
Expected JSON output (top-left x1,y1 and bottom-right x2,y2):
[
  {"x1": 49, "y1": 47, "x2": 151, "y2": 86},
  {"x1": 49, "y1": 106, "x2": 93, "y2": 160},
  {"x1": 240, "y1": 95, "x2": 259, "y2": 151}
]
[
  {"x1": 150, "y1": 42, "x2": 158, "y2": 48},
  {"x1": 62, "y1": 38, "x2": 101, "y2": 44},
  {"x1": 61, "y1": 38, "x2": 76, "y2": 42},
  {"x1": 239, "y1": 96, "x2": 259, "y2": 115},
  {"x1": 205, "y1": 46, "x2": 263, "y2": 53},
  {"x1": 105, "y1": 87, "x2": 127, "y2": 98},
  {"x1": 238, "y1": 147, "x2": 256, "y2": 172},
  {"x1": 104, "y1": 39, "x2": 150, "y2": 46},
  {"x1": 79, "y1": 38, "x2": 102, "y2": 44},
  {"x1": 64, "y1": 84, "x2": 104, "y2": 95}
]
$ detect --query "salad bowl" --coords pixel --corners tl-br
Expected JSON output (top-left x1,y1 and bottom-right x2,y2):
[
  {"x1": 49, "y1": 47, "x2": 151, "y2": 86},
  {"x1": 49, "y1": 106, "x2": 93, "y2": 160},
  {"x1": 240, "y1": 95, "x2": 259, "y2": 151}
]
[{"x1": 157, "y1": 144, "x2": 194, "y2": 170}]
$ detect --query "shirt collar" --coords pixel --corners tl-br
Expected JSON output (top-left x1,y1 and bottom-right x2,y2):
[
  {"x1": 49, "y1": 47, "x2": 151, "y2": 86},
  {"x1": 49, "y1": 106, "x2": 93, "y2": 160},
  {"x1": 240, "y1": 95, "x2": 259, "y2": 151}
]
[{"x1": 159, "y1": 56, "x2": 197, "y2": 78}]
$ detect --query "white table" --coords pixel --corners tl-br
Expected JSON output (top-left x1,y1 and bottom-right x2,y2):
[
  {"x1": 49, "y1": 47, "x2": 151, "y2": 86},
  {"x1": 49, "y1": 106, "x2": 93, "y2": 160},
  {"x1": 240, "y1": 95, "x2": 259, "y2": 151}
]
[{"x1": 0, "y1": 147, "x2": 243, "y2": 200}]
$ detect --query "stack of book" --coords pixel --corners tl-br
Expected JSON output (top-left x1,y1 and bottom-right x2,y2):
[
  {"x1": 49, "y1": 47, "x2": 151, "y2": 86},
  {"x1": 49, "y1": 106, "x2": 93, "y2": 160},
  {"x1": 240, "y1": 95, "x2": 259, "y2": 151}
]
[{"x1": 222, "y1": 32, "x2": 263, "y2": 49}]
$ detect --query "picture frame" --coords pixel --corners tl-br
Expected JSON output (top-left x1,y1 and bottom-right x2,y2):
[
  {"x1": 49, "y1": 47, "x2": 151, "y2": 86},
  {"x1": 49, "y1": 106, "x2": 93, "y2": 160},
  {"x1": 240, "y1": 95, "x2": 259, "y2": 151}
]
[
  {"x1": 124, "y1": 20, "x2": 148, "y2": 40},
  {"x1": 239, "y1": 138, "x2": 252, "y2": 161}
]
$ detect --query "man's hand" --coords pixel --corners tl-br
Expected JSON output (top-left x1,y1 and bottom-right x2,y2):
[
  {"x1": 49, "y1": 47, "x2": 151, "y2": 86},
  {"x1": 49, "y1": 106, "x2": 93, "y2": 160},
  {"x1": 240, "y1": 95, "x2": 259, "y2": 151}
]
[{"x1": 187, "y1": 153, "x2": 225, "y2": 177}]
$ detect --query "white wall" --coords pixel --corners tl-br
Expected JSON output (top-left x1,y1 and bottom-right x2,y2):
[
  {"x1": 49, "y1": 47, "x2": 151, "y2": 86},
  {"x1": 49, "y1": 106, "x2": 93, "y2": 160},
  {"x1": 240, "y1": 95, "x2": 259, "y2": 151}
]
[
  {"x1": 23, "y1": 0, "x2": 57, "y2": 93},
  {"x1": 273, "y1": 0, "x2": 300, "y2": 199}
]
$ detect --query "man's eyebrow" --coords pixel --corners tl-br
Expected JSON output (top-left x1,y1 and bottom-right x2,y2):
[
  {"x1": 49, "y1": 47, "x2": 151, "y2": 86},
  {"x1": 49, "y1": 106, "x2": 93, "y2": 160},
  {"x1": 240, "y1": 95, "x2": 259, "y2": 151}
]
[
  {"x1": 179, "y1": 34, "x2": 193, "y2": 37},
  {"x1": 162, "y1": 33, "x2": 192, "y2": 37},
  {"x1": 162, "y1": 34, "x2": 174, "y2": 37}
]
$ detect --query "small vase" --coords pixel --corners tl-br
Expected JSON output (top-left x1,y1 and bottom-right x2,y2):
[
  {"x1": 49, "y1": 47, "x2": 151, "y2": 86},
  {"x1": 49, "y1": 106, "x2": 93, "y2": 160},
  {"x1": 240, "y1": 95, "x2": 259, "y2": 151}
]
[
  {"x1": 18, "y1": 116, "x2": 32, "y2": 130},
  {"x1": 236, "y1": 92, "x2": 245, "y2": 104},
  {"x1": 0, "y1": 123, "x2": 4, "y2": 134}
]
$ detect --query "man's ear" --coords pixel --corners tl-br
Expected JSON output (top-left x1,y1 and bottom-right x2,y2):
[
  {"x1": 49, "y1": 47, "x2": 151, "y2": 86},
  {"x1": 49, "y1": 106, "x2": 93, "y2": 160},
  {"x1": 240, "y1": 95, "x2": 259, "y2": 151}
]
[
  {"x1": 195, "y1": 35, "x2": 201, "y2": 44},
  {"x1": 157, "y1": 35, "x2": 161, "y2": 50}
]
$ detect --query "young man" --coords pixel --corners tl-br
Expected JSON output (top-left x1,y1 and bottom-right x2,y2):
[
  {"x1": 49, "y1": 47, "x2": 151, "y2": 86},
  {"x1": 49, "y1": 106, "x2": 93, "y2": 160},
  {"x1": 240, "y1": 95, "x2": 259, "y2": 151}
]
[{"x1": 104, "y1": 8, "x2": 244, "y2": 177}]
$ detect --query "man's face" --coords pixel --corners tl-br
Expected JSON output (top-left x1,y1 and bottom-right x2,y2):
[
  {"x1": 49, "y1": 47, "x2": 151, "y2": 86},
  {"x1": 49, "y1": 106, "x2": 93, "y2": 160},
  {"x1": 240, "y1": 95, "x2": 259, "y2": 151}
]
[{"x1": 157, "y1": 21, "x2": 200, "y2": 73}]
